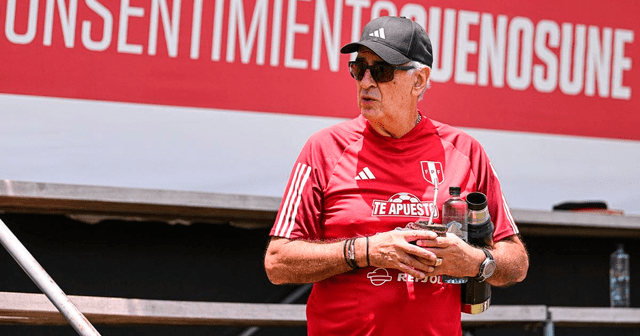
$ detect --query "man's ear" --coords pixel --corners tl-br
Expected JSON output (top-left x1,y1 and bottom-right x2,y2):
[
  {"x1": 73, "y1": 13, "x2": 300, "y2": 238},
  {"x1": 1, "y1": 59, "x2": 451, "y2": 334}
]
[{"x1": 412, "y1": 67, "x2": 430, "y2": 95}]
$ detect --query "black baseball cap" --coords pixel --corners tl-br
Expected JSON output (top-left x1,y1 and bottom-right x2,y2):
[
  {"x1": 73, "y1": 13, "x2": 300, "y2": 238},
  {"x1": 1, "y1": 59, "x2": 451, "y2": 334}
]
[{"x1": 340, "y1": 16, "x2": 433, "y2": 67}]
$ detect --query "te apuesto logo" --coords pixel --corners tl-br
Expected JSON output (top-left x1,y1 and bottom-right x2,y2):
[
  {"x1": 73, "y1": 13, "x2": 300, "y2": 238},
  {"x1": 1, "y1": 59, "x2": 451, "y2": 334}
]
[{"x1": 371, "y1": 192, "x2": 438, "y2": 218}]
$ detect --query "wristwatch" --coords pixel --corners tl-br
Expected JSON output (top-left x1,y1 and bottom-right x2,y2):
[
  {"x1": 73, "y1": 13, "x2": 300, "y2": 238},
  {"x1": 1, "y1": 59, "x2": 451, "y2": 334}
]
[{"x1": 474, "y1": 248, "x2": 496, "y2": 282}]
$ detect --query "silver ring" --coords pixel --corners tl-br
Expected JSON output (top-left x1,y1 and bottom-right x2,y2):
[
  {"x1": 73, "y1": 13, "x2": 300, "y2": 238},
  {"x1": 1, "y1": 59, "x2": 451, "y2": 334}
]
[{"x1": 435, "y1": 258, "x2": 443, "y2": 267}]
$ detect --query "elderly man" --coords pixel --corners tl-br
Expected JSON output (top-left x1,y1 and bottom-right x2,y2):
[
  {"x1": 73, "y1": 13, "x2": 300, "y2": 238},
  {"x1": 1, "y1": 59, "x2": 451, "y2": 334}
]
[{"x1": 264, "y1": 16, "x2": 528, "y2": 335}]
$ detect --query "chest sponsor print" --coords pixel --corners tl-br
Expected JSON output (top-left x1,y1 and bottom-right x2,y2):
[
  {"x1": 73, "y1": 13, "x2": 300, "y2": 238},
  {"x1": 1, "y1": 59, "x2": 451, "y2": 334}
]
[
  {"x1": 366, "y1": 268, "x2": 443, "y2": 286},
  {"x1": 371, "y1": 192, "x2": 438, "y2": 218}
]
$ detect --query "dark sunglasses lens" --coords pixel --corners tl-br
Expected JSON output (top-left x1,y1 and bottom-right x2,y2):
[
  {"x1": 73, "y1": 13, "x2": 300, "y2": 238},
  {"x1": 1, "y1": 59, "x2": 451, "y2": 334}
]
[
  {"x1": 349, "y1": 62, "x2": 395, "y2": 82},
  {"x1": 349, "y1": 62, "x2": 364, "y2": 80},
  {"x1": 373, "y1": 64, "x2": 394, "y2": 82}
]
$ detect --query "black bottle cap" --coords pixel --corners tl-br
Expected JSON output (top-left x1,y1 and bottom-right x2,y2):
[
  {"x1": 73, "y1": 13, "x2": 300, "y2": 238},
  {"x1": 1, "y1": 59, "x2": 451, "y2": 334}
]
[
  {"x1": 449, "y1": 186, "x2": 461, "y2": 196},
  {"x1": 466, "y1": 192, "x2": 487, "y2": 210}
]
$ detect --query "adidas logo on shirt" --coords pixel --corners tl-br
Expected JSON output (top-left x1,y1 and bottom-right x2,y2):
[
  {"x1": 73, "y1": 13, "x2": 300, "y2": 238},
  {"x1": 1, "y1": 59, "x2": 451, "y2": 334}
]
[
  {"x1": 355, "y1": 167, "x2": 376, "y2": 180},
  {"x1": 368, "y1": 28, "x2": 385, "y2": 39}
]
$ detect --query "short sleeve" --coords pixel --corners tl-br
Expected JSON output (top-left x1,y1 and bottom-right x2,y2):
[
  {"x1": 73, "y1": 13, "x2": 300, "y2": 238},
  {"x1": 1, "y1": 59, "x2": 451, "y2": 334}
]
[
  {"x1": 471, "y1": 142, "x2": 519, "y2": 242},
  {"x1": 270, "y1": 136, "x2": 327, "y2": 240}
]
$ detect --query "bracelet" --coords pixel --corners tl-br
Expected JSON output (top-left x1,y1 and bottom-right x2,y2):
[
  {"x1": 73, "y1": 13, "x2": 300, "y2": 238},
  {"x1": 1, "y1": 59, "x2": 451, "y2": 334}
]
[
  {"x1": 343, "y1": 238, "x2": 359, "y2": 270},
  {"x1": 343, "y1": 239, "x2": 351, "y2": 269},
  {"x1": 365, "y1": 236, "x2": 370, "y2": 267},
  {"x1": 348, "y1": 238, "x2": 359, "y2": 269}
]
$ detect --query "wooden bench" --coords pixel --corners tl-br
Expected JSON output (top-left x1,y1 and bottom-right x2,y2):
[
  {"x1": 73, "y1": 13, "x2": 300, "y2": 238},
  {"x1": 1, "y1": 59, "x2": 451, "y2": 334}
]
[{"x1": 3, "y1": 291, "x2": 637, "y2": 332}]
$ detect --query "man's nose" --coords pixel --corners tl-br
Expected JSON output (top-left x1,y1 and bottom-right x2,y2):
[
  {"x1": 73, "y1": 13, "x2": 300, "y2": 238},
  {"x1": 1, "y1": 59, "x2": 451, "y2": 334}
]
[{"x1": 359, "y1": 69, "x2": 377, "y2": 88}]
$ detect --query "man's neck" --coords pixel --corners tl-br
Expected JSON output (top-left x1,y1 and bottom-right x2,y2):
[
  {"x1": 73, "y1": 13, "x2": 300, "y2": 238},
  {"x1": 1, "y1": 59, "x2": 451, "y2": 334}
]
[{"x1": 368, "y1": 112, "x2": 422, "y2": 139}]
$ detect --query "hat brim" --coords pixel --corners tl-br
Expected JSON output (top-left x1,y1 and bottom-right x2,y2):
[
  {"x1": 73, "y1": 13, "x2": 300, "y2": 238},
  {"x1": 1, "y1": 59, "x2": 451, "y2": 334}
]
[{"x1": 340, "y1": 40, "x2": 411, "y2": 65}]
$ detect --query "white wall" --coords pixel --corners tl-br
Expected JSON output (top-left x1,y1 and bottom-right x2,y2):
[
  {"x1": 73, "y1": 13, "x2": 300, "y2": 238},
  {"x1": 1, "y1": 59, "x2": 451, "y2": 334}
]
[{"x1": 2, "y1": 93, "x2": 639, "y2": 215}]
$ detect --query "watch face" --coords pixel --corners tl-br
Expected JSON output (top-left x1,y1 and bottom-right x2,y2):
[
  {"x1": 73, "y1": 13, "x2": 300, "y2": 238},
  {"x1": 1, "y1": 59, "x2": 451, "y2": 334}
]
[{"x1": 484, "y1": 260, "x2": 496, "y2": 277}]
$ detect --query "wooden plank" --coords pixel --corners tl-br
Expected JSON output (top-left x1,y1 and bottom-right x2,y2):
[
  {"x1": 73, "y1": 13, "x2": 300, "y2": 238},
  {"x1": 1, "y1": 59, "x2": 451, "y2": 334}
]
[
  {"x1": 514, "y1": 209, "x2": 640, "y2": 238},
  {"x1": 1, "y1": 180, "x2": 640, "y2": 235},
  {"x1": 0, "y1": 292, "x2": 306, "y2": 327},
  {"x1": 0, "y1": 292, "x2": 548, "y2": 328},
  {"x1": 4, "y1": 293, "x2": 639, "y2": 329},
  {"x1": 548, "y1": 307, "x2": 640, "y2": 327},
  {"x1": 0, "y1": 180, "x2": 279, "y2": 227}
]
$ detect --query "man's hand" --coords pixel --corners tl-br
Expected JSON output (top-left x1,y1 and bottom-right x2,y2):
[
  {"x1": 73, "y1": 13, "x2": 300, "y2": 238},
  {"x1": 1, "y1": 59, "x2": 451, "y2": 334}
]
[
  {"x1": 415, "y1": 234, "x2": 528, "y2": 287},
  {"x1": 415, "y1": 233, "x2": 485, "y2": 278},
  {"x1": 367, "y1": 229, "x2": 441, "y2": 279}
]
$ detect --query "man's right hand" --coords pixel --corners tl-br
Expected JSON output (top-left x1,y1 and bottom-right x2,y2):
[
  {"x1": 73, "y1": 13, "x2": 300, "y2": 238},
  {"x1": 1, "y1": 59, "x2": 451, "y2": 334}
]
[{"x1": 368, "y1": 229, "x2": 440, "y2": 280}]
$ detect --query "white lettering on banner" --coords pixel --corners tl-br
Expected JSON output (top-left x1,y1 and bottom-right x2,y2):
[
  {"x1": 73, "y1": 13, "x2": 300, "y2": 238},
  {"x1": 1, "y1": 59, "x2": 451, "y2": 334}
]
[
  {"x1": 148, "y1": 0, "x2": 181, "y2": 57},
  {"x1": 429, "y1": 7, "x2": 456, "y2": 82},
  {"x1": 285, "y1": 0, "x2": 310, "y2": 69},
  {"x1": 5, "y1": 0, "x2": 38, "y2": 44},
  {"x1": 533, "y1": 20, "x2": 559, "y2": 93},
  {"x1": 346, "y1": 0, "x2": 368, "y2": 42},
  {"x1": 612, "y1": 29, "x2": 633, "y2": 99},
  {"x1": 371, "y1": 1, "x2": 396, "y2": 19},
  {"x1": 189, "y1": 0, "x2": 202, "y2": 59},
  {"x1": 455, "y1": 10, "x2": 479, "y2": 85},
  {"x1": 585, "y1": 26, "x2": 612, "y2": 98},
  {"x1": 2, "y1": 1, "x2": 635, "y2": 99},
  {"x1": 506, "y1": 17, "x2": 533, "y2": 90},
  {"x1": 399, "y1": 4, "x2": 425, "y2": 29},
  {"x1": 269, "y1": 0, "x2": 284, "y2": 66},
  {"x1": 82, "y1": 0, "x2": 113, "y2": 51},
  {"x1": 312, "y1": 0, "x2": 342, "y2": 71},
  {"x1": 227, "y1": 0, "x2": 268, "y2": 64},
  {"x1": 117, "y1": 0, "x2": 144, "y2": 54},
  {"x1": 478, "y1": 14, "x2": 507, "y2": 88},
  {"x1": 211, "y1": 0, "x2": 224, "y2": 61},
  {"x1": 44, "y1": 0, "x2": 78, "y2": 48},
  {"x1": 559, "y1": 24, "x2": 586, "y2": 95}
]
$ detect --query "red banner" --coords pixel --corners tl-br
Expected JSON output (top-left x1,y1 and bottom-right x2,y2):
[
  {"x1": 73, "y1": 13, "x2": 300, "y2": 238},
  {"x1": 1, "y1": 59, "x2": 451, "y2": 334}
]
[{"x1": 1, "y1": 0, "x2": 638, "y2": 140}]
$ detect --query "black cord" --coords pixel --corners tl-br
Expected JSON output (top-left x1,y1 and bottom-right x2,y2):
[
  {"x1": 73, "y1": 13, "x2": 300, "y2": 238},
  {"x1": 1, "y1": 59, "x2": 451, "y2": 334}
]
[{"x1": 366, "y1": 236, "x2": 370, "y2": 267}]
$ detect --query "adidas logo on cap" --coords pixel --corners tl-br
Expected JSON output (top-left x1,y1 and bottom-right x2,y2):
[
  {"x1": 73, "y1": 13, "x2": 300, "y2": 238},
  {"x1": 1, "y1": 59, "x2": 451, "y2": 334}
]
[{"x1": 368, "y1": 28, "x2": 385, "y2": 39}]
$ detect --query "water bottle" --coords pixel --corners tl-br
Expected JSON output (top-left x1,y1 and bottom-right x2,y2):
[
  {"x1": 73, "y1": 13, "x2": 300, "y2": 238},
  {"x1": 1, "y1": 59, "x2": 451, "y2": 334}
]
[
  {"x1": 610, "y1": 244, "x2": 630, "y2": 307},
  {"x1": 466, "y1": 192, "x2": 493, "y2": 247},
  {"x1": 462, "y1": 192, "x2": 493, "y2": 314},
  {"x1": 442, "y1": 186, "x2": 468, "y2": 284}
]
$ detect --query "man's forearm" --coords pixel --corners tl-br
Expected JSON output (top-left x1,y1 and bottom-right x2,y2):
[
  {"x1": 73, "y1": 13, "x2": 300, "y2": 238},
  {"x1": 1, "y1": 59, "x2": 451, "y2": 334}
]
[
  {"x1": 486, "y1": 235, "x2": 529, "y2": 287},
  {"x1": 265, "y1": 230, "x2": 441, "y2": 285},
  {"x1": 264, "y1": 237, "x2": 358, "y2": 284}
]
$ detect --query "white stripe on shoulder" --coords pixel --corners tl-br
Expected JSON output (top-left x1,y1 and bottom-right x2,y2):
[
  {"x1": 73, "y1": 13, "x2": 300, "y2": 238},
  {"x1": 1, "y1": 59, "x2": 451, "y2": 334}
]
[
  {"x1": 285, "y1": 165, "x2": 312, "y2": 238},
  {"x1": 280, "y1": 164, "x2": 307, "y2": 236},
  {"x1": 274, "y1": 163, "x2": 303, "y2": 236},
  {"x1": 501, "y1": 193, "x2": 518, "y2": 234},
  {"x1": 490, "y1": 162, "x2": 519, "y2": 234}
]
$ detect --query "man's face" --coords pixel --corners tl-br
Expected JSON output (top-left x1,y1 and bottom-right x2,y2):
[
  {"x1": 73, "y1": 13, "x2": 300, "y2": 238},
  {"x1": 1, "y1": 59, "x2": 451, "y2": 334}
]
[{"x1": 355, "y1": 49, "x2": 415, "y2": 127}]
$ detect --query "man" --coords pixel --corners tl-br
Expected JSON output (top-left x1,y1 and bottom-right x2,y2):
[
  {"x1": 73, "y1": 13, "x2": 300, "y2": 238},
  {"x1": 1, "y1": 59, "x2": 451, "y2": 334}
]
[{"x1": 264, "y1": 16, "x2": 528, "y2": 335}]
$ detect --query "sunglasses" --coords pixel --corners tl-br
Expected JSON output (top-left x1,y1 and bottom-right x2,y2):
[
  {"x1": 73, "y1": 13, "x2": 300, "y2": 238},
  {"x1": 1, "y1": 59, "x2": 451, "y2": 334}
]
[{"x1": 348, "y1": 61, "x2": 415, "y2": 83}]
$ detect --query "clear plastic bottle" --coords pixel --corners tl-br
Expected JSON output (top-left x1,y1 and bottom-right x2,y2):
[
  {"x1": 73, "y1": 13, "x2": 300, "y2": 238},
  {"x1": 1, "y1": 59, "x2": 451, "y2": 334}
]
[
  {"x1": 442, "y1": 186, "x2": 468, "y2": 284},
  {"x1": 610, "y1": 243, "x2": 630, "y2": 307}
]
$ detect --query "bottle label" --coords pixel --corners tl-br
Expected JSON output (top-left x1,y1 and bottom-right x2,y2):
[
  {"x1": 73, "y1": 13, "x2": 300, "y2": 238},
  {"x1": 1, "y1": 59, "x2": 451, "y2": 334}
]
[{"x1": 447, "y1": 221, "x2": 463, "y2": 237}]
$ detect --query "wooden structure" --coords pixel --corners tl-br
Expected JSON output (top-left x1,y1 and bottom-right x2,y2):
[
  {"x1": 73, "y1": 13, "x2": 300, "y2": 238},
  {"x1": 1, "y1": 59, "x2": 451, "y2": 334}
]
[
  {"x1": 1, "y1": 180, "x2": 638, "y2": 236},
  {"x1": 0, "y1": 180, "x2": 638, "y2": 335},
  {"x1": 0, "y1": 292, "x2": 638, "y2": 331}
]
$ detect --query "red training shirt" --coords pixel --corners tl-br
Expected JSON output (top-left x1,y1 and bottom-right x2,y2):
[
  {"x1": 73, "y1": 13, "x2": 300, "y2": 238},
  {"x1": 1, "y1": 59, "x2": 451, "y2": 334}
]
[{"x1": 271, "y1": 113, "x2": 518, "y2": 336}]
